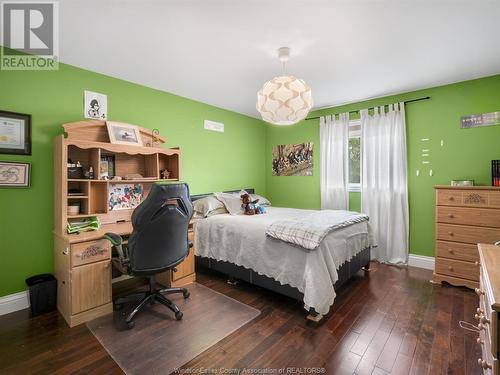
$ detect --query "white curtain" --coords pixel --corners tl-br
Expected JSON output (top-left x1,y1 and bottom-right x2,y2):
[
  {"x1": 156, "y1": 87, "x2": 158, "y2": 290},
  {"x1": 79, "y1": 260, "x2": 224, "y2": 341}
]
[
  {"x1": 320, "y1": 112, "x2": 349, "y2": 210},
  {"x1": 361, "y1": 103, "x2": 409, "y2": 264}
]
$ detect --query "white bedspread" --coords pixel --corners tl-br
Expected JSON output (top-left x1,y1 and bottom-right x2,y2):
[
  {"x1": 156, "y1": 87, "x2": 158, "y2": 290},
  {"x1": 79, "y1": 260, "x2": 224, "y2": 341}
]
[{"x1": 194, "y1": 207, "x2": 375, "y2": 315}]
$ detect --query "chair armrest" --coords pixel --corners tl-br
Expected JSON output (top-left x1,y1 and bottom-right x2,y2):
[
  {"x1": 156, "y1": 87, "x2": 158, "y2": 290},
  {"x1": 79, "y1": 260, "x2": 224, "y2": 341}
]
[{"x1": 103, "y1": 232, "x2": 128, "y2": 264}]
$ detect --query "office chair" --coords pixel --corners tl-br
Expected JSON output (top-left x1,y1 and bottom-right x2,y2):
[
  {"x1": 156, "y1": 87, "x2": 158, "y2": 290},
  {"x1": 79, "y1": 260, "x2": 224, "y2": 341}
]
[{"x1": 104, "y1": 182, "x2": 194, "y2": 329}]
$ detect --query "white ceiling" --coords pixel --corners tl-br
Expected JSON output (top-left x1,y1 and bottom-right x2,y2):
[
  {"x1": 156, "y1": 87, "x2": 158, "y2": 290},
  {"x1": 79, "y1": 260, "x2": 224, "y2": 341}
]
[{"x1": 60, "y1": 0, "x2": 500, "y2": 119}]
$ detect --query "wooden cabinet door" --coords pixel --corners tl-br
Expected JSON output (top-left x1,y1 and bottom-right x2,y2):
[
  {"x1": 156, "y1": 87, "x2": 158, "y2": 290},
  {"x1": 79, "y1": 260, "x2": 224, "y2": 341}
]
[{"x1": 71, "y1": 261, "x2": 111, "y2": 314}]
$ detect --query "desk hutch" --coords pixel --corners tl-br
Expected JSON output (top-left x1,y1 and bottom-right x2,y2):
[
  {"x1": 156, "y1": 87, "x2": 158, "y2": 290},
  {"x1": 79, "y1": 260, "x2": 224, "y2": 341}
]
[{"x1": 53, "y1": 120, "x2": 195, "y2": 327}]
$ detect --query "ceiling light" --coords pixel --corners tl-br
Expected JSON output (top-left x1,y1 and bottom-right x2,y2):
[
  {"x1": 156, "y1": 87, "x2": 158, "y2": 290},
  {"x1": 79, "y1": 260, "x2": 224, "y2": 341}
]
[{"x1": 256, "y1": 47, "x2": 313, "y2": 126}]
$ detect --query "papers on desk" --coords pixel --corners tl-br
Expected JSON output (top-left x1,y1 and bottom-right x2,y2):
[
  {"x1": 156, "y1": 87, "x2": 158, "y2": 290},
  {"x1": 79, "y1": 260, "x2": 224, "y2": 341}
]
[{"x1": 67, "y1": 216, "x2": 100, "y2": 234}]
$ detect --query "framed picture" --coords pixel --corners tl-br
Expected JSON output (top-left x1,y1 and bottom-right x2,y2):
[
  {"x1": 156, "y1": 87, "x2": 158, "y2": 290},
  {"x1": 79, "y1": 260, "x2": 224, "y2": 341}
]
[
  {"x1": 108, "y1": 183, "x2": 143, "y2": 211},
  {"x1": 0, "y1": 110, "x2": 31, "y2": 155},
  {"x1": 272, "y1": 142, "x2": 313, "y2": 176},
  {"x1": 84, "y1": 90, "x2": 107, "y2": 120},
  {"x1": 0, "y1": 161, "x2": 31, "y2": 187},
  {"x1": 106, "y1": 121, "x2": 143, "y2": 146}
]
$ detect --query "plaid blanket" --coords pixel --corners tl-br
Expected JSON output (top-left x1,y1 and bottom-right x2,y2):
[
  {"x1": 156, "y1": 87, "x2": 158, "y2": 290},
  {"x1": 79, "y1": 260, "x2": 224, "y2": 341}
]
[{"x1": 266, "y1": 210, "x2": 369, "y2": 250}]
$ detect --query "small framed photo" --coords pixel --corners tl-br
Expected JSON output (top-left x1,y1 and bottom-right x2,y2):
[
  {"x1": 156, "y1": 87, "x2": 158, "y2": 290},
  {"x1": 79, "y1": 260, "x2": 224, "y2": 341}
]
[
  {"x1": 0, "y1": 110, "x2": 32, "y2": 155},
  {"x1": 0, "y1": 161, "x2": 31, "y2": 188},
  {"x1": 84, "y1": 90, "x2": 107, "y2": 120},
  {"x1": 106, "y1": 121, "x2": 143, "y2": 146}
]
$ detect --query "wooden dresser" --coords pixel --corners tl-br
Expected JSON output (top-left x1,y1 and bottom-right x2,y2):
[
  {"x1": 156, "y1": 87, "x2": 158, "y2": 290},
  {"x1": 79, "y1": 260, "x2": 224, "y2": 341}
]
[
  {"x1": 476, "y1": 243, "x2": 500, "y2": 374},
  {"x1": 433, "y1": 186, "x2": 500, "y2": 289}
]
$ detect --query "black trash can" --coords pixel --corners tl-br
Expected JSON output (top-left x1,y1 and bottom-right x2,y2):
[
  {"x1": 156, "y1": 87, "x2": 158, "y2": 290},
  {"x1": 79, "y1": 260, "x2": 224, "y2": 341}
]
[{"x1": 25, "y1": 274, "x2": 57, "y2": 317}]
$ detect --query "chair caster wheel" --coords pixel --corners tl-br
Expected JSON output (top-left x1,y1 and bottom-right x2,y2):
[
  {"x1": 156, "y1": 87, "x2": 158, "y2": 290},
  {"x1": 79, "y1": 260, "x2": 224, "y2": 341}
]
[
  {"x1": 175, "y1": 311, "x2": 183, "y2": 320},
  {"x1": 183, "y1": 291, "x2": 190, "y2": 299},
  {"x1": 126, "y1": 320, "x2": 135, "y2": 329},
  {"x1": 113, "y1": 303, "x2": 123, "y2": 311}
]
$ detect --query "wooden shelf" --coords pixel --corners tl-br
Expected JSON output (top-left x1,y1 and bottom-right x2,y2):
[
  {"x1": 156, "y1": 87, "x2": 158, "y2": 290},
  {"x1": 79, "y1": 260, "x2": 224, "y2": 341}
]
[
  {"x1": 68, "y1": 179, "x2": 105, "y2": 182},
  {"x1": 67, "y1": 214, "x2": 96, "y2": 219},
  {"x1": 67, "y1": 195, "x2": 88, "y2": 199}
]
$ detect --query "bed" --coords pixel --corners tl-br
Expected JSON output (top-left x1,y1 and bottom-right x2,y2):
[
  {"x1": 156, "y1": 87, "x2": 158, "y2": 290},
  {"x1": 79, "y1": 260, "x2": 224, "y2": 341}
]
[{"x1": 191, "y1": 189, "x2": 374, "y2": 321}]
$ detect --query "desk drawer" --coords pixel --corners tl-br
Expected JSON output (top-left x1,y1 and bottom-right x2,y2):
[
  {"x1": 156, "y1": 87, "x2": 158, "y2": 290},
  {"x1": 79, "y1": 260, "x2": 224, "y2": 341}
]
[
  {"x1": 436, "y1": 224, "x2": 500, "y2": 245},
  {"x1": 436, "y1": 240, "x2": 479, "y2": 262},
  {"x1": 435, "y1": 257, "x2": 479, "y2": 281},
  {"x1": 437, "y1": 206, "x2": 500, "y2": 228},
  {"x1": 71, "y1": 239, "x2": 111, "y2": 267}
]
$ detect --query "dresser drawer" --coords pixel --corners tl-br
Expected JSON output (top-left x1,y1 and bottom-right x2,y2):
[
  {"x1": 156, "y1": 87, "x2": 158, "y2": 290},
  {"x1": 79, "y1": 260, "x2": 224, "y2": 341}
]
[
  {"x1": 435, "y1": 257, "x2": 479, "y2": 281},
  {"x1": 437, "y1": 206, "x2": 500, "y2": 228},
  {"x1": 437, "y1": 189, "x2": 500, "y2": 208},
  {"x1": 71, "y1": 239, "x2": 111, "y2": 267},
  {"x1": 436, "y1": 240, "x2": 479, "y2": 262},
  {"x1": 436, "y1": 223, "x2": 500, "y2": 245},
  {"x1": 480, "y1": 269, "x2": 499, "y2": 359}
]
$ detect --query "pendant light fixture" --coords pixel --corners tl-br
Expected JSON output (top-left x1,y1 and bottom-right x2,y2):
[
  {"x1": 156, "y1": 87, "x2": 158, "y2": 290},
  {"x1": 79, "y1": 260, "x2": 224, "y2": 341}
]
[{"x1": 256, "y1": 47, "x2": 313, "y2": 125}]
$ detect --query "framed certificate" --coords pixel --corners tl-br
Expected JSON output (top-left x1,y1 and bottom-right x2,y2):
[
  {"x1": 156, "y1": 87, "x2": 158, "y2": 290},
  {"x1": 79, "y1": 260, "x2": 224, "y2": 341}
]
[
  {"x1": 0, "y1": 110, "x2": 32, "y2": 155},
  {"x1": 0, "y1": 161, "x2": 31, "y2": 188}
]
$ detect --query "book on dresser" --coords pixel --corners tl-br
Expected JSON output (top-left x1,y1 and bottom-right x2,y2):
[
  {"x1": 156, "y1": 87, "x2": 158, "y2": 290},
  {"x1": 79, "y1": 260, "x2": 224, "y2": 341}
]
[
  {"x1": 433, "y1": 186, "x2": 500, "y2": 289},
  {"x1": 53, "y1": 120, "x2": 196, "y2": 327}
]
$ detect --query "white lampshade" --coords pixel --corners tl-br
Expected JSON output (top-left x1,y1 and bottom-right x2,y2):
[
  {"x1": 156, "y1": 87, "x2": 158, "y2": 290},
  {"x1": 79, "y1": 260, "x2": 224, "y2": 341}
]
[{"x1": 256, "y1": 75, "x2": 313, "y2": 126}]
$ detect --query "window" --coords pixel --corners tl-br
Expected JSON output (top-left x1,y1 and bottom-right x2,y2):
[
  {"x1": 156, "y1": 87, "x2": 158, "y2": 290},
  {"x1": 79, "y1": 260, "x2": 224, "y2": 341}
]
[{"x1": 348, "y1": 120, "x2": 361, "y2": 192}]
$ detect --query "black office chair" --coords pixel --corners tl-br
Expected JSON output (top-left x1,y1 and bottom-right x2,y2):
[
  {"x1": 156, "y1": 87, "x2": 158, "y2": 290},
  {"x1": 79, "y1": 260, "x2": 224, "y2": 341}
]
[{"x1": 104, "y1": 182, "x2": 194, "y2": 329}]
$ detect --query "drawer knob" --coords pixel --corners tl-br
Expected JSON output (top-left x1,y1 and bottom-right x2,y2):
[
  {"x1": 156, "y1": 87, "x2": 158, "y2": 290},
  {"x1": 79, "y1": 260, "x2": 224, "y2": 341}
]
[
  {"x1": 449, "y1": 197, "x2": 455, "y2": 201},
  {"x1": 480, "y1": 316, "x2": 490, "y2": 325},
  {"x1": 448, "y1": 266, "x2": 454, "y2": 271},
  {"x1": 448, "y1": 249, "x2": 454, "y2": 254},
  {"x1": 475, "y1": 261, "x2": 480, "y2": 266},
  {"x1": 448, "y1": 214, "x2": 454, "y2": 218},
  {"x1": 478, "y1": 359, "x2": 492, "y2": 370},
  {"x1": 475, "y1": 288, "x2": 485, "y2": 296},
  {"x1": 448, "y1": 232, "x2": 454, "y2": 236}
]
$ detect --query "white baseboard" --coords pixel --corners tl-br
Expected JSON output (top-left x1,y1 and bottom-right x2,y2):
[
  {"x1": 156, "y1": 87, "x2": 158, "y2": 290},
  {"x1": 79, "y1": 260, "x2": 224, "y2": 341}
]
[
  {"x1": 408, "y1": 254, "x2": 435, "y2": 270},
  {"x1": 0, "y1": 291, "x2": 29, "y2": 316}
]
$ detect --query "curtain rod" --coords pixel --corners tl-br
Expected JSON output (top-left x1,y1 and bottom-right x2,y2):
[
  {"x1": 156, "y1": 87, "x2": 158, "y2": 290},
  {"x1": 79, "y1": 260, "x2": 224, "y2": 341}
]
[{"x1": 304, "y1": 96, "x2": 431, "y2": 121}]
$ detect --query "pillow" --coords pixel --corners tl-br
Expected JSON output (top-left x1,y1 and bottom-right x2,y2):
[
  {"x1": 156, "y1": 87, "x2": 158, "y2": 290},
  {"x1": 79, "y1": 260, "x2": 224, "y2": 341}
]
[
  {"x1": 214, "y1": 192, "x2": 244, "y2": 215},
  {"x1": 238, "y1": 190, "x2": 271, "y2": 206},
  {"x1": 193, "y1": 195, "x2": 227, "y2": 217},
  {"x1": 251, "y1": 194, "x2": 271, "y2": 206}
]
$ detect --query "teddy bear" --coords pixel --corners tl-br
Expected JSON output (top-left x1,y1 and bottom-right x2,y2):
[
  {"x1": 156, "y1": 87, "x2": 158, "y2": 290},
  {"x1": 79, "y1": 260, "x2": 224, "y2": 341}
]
[{"x1": 241, "y1": 193, "x2": 260, "y2": 215}]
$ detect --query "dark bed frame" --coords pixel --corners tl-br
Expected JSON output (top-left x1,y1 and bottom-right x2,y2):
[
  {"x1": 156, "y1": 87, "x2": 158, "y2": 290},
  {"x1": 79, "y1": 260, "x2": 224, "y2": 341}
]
[{"x1": 191, "y1": 188, "x2": 371, "y2": 320}]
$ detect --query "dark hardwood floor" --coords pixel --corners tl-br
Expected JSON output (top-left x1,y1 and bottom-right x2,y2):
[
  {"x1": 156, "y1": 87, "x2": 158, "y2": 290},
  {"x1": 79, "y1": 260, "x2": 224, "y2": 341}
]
[{"x1": 0, "y1": 263, "x2": 482, "y2": 375}]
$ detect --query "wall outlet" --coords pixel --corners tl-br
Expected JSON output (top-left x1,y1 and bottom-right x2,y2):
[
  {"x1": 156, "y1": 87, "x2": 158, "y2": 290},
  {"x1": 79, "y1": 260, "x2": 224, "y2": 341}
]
[{"x1": 204, "y1": 120, "x2": 224, "y2": 132}]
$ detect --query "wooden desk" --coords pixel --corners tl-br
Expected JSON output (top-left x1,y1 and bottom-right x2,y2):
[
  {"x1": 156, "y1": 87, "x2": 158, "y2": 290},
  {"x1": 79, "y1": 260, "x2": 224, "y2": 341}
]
[
  {"x1": 54, "y1": 221, "x2": 196, "y2": 327},
  {"x1": 53, "y1": 120, "x2": 195, "y2": 327}
]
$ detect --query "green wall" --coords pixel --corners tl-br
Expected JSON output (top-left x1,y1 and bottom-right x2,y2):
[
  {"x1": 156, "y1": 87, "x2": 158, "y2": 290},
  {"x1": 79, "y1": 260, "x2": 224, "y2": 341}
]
[
  {"x1": 266, "y1": 74, "x2": 500, "y2": 257},
  {"x1": 0, "y1": 63, "x2": 266, "y2": 297},
  {"x1": 1, "y1": 59, "x2": 499, "y2": 298}
]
